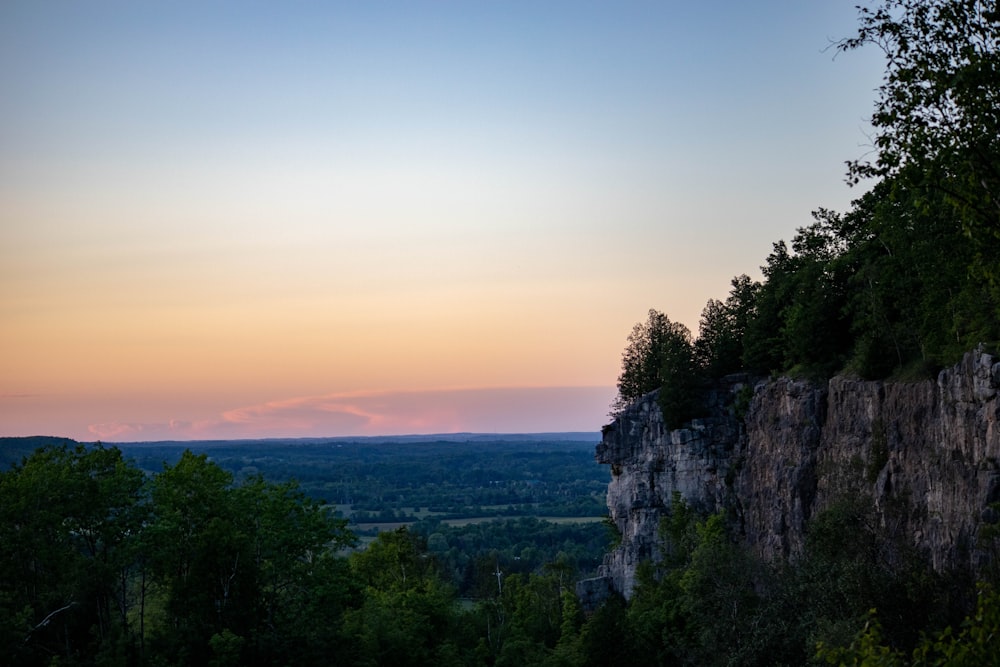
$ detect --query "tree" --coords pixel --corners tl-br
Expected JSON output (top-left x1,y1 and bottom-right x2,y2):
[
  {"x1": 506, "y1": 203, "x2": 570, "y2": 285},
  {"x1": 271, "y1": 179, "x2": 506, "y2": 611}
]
[
  {"x1": 612, "y1": 309, "x2": 674, "y2": 414},
  {"x1": 741, "y1": 241, "x2": 798, "y2": 375},
  {"x1": 838, "y1": 0, "x2": 1000, "y2": 258},
  {"x1": 611, "y1": 309, "x2": 701, "y2": 427},
  {"x1": 234, "y1": 476, "x2": 358, "y2": 664},
  {"x1": 345, "y1": 528, "x2": 460, "y2": 667},
  {"x1": 0, "y1": 444, "x2": 148, "y2": 665},
  {"x1": 817, "y1": 585, "x2": 1000, "y2": 666},
  {"x1": 741, "y1": 213, "x2": 854, "y2": 378},
  {"x1": 145, "y1": 451, "x2": 251, "y2": 663},
  {"x1": 695, "y1": 275, "x2": 760, "y2": 378},
  {"x1": 837, "y1": 172, "x2": 999, "y2": 377},
  {"x1": 677, "y1": 514, "x2": 764, "y2": 666}
]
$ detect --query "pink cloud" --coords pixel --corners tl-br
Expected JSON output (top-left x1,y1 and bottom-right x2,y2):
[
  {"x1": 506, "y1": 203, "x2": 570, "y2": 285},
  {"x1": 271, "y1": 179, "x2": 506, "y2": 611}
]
[{"x1": 84, "y1": 386, "x2": 615, "y2": 441}]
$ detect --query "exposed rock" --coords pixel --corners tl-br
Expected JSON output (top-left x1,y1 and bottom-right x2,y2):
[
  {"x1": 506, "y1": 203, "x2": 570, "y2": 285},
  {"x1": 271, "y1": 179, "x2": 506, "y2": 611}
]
[
  {"x1": 590, "y1": 350, "x2": 1000, "y2": 602},
  {"x1": 592, "y1": 374, "x2": 752, "y2": 599},
  {"x1": 736, "y1": 376, "x2": 826, "y2": 563}
]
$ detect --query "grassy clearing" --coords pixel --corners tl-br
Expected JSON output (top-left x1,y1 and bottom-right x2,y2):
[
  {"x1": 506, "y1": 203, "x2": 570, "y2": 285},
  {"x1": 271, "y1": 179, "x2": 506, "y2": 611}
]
[
  {"x1": 353, "y1": 515, "x2": 605, "y2": 530},
  {"x1": 441, "y1": 515, "x2": 605, "y2": 527}
]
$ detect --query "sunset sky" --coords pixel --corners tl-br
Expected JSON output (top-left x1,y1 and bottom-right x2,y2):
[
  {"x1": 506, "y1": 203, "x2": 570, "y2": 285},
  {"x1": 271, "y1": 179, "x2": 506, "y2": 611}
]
[{"x1": 1, "y1": 1, "x2": 882, "y2": 441}]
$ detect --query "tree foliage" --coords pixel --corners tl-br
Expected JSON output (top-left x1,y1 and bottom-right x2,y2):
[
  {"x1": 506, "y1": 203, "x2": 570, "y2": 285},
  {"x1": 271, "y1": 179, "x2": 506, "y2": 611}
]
[
  {"x1": 613, "y1": 310, "x2": 685, "y2": 413},
  {"x1": 694, "y1": 274, "x2": 759, "y2": 378},
  {"x1": 0, "y1": 444, "x2": 148, "y2": 665},
  {"x1": 817, "y1": 585, "x2": 1000, "y2": 667},
  {"x1": 1, "y1": 445, "x2": 358, "y2": 666},
  {"x1": 611, "y1": 166, "x2": 999, "y2": 401},
  {"x1": 838, "y1": 0, "x2": 1000, "y2": 247},
  {"x1": 611, "y1": 309, "x2": 701, "y2": 427}
]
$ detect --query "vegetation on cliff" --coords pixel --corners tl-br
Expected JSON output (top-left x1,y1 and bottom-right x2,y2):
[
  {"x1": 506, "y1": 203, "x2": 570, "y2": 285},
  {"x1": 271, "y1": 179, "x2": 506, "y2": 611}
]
[
  {"x1": 614, "y1": 170, "x2": 999, "y2": 422},
  {"x1": 613, "y1": 0, "x2": 1000, "y2": 427}
]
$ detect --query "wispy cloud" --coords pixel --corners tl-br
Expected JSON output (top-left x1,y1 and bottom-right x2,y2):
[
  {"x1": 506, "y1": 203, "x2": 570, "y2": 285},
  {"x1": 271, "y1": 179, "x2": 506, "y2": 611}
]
[{"x1": 86, "y1": 386, "x2": 615, "y2": 441}]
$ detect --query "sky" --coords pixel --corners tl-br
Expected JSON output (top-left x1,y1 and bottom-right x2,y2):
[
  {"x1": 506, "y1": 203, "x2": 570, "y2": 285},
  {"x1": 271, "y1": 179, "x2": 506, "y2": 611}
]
[{"x1": 1, "y1": 1, "x2": 884, "y2": 442}]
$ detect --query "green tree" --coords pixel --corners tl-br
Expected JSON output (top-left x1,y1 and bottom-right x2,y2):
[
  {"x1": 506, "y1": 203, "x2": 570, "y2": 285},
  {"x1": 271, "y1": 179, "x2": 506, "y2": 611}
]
[
  {"x1": 575, "y1": 594, "x2": 629, "y2": 667},
  {"x1": 695, "y1": 275, "x2": 760, "y2": 378},
  {"x1": 839, "y1": 1, "x2": 1000, "y2": 239},
  {"x1": 235, "y1": 475, "x2": 358, "y2": 665},
  {"x1": 677, "y1": 514, "x2": 765, "y2": 666},
  {"x1": 656, "y1": 321, "x2": 702, "y2": 428},
  {"x1": 741, "y1": 213, "x2": 854, "y2": 378},
  {"x1": 0, "y1": 444, "x2": 148, "y2": 665},
  {"x1": 345, "y1": 528, "x2": 460, "y2": 667},
  {"x1": 742, "y1": 241, "x2": 797, "y2": 375},
  {"x1": 610, "y1": 309, "x2": 702, "y2": 426},
  {"x1": 841, "y1": 174, "x2": 998, "y2": 376},
  {"x1": 145, "y1": 450, "x2": 251, "y2": 663},
  {"x1": 817, "y1": 585, "x2": 1000, "y2": 667},
  {"x1": 612, "y1": 309, "x2": 676, "y2": 414},
  {"x1": 549, "y1": 586, "x2": 585, "y2": 666}
]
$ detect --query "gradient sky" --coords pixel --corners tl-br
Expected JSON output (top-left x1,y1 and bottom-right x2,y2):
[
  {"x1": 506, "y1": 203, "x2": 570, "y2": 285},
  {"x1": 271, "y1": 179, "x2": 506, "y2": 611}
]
[{"x1": 1, "y1": 1, "x2": 883, "y2": 441}]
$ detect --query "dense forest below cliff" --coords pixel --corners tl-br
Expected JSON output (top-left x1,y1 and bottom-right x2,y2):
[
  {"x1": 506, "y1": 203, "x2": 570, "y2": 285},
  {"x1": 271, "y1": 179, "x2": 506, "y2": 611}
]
[{"x1": 0, "y1": 441, "x2": 619, "y2": 665}]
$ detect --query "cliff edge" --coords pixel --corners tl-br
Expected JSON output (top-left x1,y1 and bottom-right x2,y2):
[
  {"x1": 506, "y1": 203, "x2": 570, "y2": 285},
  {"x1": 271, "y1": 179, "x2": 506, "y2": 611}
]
[{"x1": 579, "y1": 349, "x2": 1000, "y2": 604}]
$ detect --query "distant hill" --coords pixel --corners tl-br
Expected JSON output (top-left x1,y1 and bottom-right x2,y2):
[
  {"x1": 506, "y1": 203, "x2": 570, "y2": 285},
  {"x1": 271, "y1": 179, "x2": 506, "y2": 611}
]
[{"x1": 0, "y1": 435, "x2": 80, "y2": 468}]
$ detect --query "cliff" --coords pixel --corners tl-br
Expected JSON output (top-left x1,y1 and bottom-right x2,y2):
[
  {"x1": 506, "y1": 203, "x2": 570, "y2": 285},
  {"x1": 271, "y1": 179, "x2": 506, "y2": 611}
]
[{"x1": 580, "y1": 349, "x2": 1000, "y2": 603}]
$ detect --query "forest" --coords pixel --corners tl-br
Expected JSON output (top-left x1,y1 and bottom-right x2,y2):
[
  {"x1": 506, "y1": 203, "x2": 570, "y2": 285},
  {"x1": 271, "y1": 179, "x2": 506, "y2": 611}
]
[
  {"x1": 0, "y1": 442, "x2": 616, "y2": 666},
  {"x1": 4, "y1": 0, "x2": 1000, "y2": 664},
  {"x1": 109, "y1": 435, "x2": 609, "y2": 523},
  {"x1": 3, "y1": 441, "x2": 999, "y2": 666}
]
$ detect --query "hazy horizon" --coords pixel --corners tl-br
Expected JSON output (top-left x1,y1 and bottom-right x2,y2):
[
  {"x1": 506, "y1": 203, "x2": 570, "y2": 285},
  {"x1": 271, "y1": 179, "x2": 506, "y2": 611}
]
[{"x1": 1, "y1": 430, "x2": 604, "y2": 447}]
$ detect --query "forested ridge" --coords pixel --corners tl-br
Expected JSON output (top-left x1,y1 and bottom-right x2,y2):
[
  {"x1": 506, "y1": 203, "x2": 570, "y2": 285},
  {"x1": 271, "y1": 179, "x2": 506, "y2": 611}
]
[{"x1": 4, "y1": 1, "x2": 1000, "y2": 664}]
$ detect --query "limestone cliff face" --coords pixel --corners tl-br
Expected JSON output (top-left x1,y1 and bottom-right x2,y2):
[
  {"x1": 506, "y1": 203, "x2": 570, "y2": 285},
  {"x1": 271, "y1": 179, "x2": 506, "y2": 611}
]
[
  {"x1": 592, "y1": 376, "x2": 753, "y2": 598},
  {"x1": 586, "y1": 349, "x2": 1000, "y2": 602}
]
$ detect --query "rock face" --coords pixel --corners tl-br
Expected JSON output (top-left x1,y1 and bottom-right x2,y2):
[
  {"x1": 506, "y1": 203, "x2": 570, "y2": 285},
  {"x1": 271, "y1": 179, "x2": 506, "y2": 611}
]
[
  {"x1": 583, "y1": 349, "x2": 1000, "y2": 601},
  {"x1": 592, "y1": 375, "x2": 753, "y2": 598}
]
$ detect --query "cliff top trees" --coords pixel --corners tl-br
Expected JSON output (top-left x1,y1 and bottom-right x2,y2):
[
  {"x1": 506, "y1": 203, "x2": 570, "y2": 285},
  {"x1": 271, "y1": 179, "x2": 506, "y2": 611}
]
[
  {"x1": 611, "y1": 309, "x2": 701, "y2": 427},
  {"x1": 695, "y1": 274, "x2": 759, "y2": 378},
  {"x1": 612, "y1": 309, "x2": 683, "y2": 415}
]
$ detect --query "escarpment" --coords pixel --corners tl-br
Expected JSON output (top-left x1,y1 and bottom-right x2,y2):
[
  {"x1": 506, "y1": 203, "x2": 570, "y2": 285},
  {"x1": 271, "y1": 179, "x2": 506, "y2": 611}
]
[{"x1": 580, "y1": 349, "x2": 1000, "y2": 602}]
